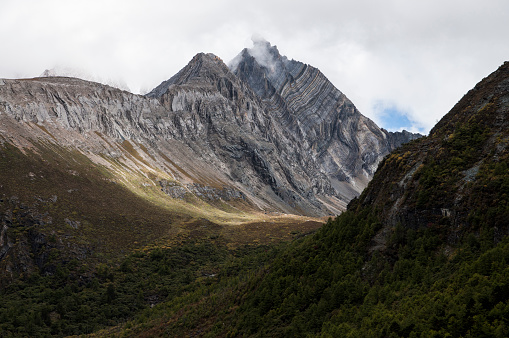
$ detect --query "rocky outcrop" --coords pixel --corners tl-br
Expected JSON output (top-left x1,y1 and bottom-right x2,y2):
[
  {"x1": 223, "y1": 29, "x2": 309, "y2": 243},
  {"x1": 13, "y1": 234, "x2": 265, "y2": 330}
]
[
  {"x1": 159, "y1": 180, "x2": 244, "y2": 201},
  {"x1": 0, "y1": 196, "x2": 91, "y2": 287}
]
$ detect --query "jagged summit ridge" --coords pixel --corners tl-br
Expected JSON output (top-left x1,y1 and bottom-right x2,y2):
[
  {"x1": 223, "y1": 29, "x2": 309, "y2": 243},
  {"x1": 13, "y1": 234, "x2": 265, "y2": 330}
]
[
  {"x1": 231, "y1": 40, "x2": 421, "y2": 197},
  {"x1": 144, "y1": 50, "x2": 342, "y2": 214},
  {"x1": 147, "y1": 53, "x2": 231, "y2": 98}
]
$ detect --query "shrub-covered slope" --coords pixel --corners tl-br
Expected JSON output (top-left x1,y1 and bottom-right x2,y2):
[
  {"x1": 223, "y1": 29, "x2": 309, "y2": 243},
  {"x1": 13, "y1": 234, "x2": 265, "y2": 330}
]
[
  {"x1": 232, "y1": 61, "x2": 509, "y2": 336},
  {"x1": 357, "y1": 61, "x2": 509, "y2": 240},
  {"x1": 112, "y1": 62, "x2": 509, "y2": 337}
]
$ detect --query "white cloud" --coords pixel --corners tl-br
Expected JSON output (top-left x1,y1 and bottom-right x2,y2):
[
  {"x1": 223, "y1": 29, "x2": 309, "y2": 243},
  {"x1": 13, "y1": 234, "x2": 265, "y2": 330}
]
[{"x1": 1, "y1": 0, "x2": 508, "y2": 133}]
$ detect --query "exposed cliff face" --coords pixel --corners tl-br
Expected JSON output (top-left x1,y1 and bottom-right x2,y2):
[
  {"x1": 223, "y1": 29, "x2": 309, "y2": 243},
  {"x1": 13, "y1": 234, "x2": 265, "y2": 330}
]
[
  {"x1": 147, "y1": 53, "x2": 341, "y2": 215},
  {"x1": 230, "y1": 40, "x2": 420, "y2": 199}
]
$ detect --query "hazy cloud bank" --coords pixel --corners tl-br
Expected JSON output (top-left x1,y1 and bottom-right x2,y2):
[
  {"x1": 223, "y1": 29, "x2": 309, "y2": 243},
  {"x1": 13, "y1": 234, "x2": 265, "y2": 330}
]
[{"x1": 1, "y1": 0, "x2": 508, "y2": 133}]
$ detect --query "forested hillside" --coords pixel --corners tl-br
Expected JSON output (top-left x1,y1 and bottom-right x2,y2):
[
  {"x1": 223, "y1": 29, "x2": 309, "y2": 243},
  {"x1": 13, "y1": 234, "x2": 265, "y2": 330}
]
[{"x1": 101, "y1": 62, "x2": 509, "y2": 337}]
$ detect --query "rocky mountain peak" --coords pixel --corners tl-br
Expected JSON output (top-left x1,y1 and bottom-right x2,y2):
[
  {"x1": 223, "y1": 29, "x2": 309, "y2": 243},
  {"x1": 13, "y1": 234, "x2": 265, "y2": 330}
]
[
  {"x1": 147, "y1": 52, "x2": 232, "y2": 98},
  {"x1": 230, "y1": 40, "x2": 421, "y2": 197},
  {"x1": 229, "y1": 49, "x2": 275, "y2": 99},
  {"x1": 248, "y1": 39, "x2": 283, "y2": 67},
  {"x1": 230, "y1": 40, "x2": 298, "y2": 97}
]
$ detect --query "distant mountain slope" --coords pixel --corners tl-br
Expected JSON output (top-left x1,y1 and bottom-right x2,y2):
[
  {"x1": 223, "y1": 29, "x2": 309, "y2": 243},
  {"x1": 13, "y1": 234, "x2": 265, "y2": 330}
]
[
  {"x1": 1, "y1": 42, "x2": 419, "y2": 220},
  {"x1": 0, "y1": 68, "x2": 334, "y2": 217},
  {"x1": 40, "y1": 66, "x2": 131, "y2": 92},
  {"x1": 230, "y1": 40, "x2": 421, "y2": 199}
]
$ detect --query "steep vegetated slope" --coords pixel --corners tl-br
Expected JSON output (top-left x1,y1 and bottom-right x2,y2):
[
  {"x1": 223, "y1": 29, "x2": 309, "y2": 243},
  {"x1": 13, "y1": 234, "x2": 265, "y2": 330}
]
[{"x1": 114, "y1": 62, "x2": 509, "y2": 337}]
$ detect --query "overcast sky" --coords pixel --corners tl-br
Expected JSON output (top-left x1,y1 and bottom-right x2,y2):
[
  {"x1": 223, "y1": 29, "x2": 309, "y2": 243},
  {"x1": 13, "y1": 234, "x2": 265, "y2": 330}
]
[{"x1": 1, "y1": 0, "x2": 508, "y2": 133}]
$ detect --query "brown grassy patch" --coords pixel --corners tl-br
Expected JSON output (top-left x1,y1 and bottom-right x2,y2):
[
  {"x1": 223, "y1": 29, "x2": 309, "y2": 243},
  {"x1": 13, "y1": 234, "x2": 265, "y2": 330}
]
[{"x1": 119, "y1": 139, "x2": 151, "y2": 167}]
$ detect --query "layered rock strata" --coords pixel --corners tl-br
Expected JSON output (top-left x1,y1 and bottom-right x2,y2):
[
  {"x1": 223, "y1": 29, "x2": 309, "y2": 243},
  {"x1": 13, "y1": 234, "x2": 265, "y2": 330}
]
[
  {"x1": 0, "y1": 44, "x2": 419, "y2": 216},
  {"x1": 230, "y1": 40, "x2": 421, "y2": 199}
]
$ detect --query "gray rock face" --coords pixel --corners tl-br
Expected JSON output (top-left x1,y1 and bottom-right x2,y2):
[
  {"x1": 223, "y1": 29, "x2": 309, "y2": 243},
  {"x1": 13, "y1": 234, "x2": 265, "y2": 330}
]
[
  {"x1": 147, "y1": 53, "x2": 340, "y2": 214},
  {"x1": 0, "y1": 44, "x2": 419, "y2": 217},
  {"x1": 159, "y1": 180, "x2": 244, "y2": 201},
  {"x1": 230, "y1": 40, "x2": 421, "y2": 198}
]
